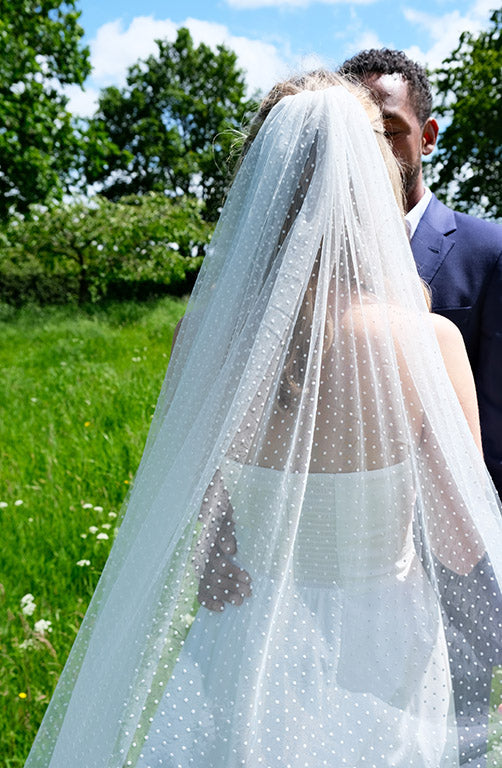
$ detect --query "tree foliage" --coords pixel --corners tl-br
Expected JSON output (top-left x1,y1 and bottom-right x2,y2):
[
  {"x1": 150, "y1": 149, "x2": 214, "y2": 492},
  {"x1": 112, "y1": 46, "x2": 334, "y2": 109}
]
[
  {"x1": 0, "y1": 0, "x2": 91, "y2": 220},
  {"x1": 430, "y1": 9, "x2": 501, "y2": 218},
  {"x1": 0, "y1": 193, "x2": 212, "y2": 305},
  {"x1": 84, "y1": 27, "x2": 255, "y2": 221}
]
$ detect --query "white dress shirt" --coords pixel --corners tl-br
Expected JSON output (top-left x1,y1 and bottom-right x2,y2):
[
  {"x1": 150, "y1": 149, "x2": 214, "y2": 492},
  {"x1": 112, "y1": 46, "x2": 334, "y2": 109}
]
[{"x1": 405, "y1": 187, "x2": 432, "y2": 239}]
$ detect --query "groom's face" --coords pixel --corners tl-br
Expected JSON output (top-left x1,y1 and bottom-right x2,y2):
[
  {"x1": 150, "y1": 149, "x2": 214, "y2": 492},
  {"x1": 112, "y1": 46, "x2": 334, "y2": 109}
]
[{"x1": 362, "y1": 73, "x2": 428, "y2": 200}]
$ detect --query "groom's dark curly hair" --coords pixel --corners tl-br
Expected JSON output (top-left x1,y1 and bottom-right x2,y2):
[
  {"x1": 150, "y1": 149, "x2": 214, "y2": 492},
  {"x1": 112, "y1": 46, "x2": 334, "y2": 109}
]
[{"x1": 339, "y1": 49, "x2": 432, "y2": 126}]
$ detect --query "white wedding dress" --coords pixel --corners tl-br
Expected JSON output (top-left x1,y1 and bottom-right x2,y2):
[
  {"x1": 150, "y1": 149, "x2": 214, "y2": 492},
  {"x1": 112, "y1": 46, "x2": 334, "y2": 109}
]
[{"x1": 136, "y1": 458, "x2": 458, "y2": 768}]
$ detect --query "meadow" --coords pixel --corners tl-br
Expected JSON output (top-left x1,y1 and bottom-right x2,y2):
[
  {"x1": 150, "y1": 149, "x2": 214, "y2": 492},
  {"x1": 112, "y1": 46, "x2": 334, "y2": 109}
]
[
  {"x1": 2, "y1": 296, "x2": 502, "y2": 766},
  {"x1": 0, "y1": 297, "x2": 186, "y2": 764}
]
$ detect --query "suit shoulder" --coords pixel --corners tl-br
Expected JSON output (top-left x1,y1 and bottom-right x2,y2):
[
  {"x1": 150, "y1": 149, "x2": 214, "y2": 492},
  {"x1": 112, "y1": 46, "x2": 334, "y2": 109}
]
[
  {"x1": 427, "y1": 196, "x2": 501, "y2": 244},
  {"x1": 431, "y1": 202, "x2": 502, "y2": 258},
  {"x1": 430, "y1": 200, "x2": 502, "y2": 262},
  {"x1": 452, "y1": 208, "x2": 502, "y2": 242}
]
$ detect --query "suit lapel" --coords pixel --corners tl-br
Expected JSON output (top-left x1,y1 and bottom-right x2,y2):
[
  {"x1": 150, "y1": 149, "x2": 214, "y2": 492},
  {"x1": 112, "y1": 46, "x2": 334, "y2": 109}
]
[{"x1": 411, "y1": 195, "x2": 457, "y2": 284}]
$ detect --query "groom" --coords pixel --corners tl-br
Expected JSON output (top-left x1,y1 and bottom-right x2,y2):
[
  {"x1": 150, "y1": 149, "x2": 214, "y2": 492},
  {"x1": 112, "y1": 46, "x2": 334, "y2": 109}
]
[
  {"x1": 339, "y1": 49, "x2": 502, "y2": 501},
  {"x1": 340, "y1": 48, "x2": 502, "y2": 768}
]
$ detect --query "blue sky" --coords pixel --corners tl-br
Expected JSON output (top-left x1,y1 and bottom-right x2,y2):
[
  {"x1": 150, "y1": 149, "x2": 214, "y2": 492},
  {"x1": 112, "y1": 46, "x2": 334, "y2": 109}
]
[{"x1": 68, "y1": 0, "x2": 496, "y2": 115}]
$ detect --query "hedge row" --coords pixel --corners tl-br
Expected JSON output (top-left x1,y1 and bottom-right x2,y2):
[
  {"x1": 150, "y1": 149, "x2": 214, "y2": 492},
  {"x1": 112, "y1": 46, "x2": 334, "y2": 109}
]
[{"x1": 0, "y1": 193, "x2": 212, "y2": 306}]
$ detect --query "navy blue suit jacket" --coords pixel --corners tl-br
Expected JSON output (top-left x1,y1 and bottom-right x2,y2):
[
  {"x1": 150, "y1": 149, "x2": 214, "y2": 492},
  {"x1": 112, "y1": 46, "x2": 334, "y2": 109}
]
[{"x1": 411, "y1": 193, "x2": 502, "y2": 499}]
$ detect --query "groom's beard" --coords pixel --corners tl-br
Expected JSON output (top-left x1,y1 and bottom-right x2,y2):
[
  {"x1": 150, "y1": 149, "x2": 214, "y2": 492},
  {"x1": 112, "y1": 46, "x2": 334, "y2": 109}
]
[{"x1": 402, "y1": 157, "x2": 421, "y2": 197}]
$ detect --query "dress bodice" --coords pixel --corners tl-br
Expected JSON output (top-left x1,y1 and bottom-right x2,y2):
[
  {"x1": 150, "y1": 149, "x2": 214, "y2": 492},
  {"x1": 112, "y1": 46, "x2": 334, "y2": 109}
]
[{"x1": 223, "y1": 457, "x2": 417, "y2": 588}]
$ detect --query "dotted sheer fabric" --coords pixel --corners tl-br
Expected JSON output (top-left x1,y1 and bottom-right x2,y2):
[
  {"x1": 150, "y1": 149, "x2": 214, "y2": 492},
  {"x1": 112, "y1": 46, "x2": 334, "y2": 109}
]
[{"x1": 25, "y1": 87, "x2": 502, "y2": 768}]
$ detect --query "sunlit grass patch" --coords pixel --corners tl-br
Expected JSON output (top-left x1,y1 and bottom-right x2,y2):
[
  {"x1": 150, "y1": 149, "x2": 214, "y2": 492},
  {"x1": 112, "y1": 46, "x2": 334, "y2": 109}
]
[{"x1": 0, "y1": 297, "x2": 186, "y2": 764}]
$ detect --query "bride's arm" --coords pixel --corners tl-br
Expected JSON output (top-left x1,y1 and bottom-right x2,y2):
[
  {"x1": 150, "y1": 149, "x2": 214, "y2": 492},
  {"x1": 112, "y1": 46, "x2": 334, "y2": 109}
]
[
  {"x1": 193, "y1": 470, "x2": 252, "y2": 612},
  {"x1": 427, "y1": 316, "x2": 502, "y2": 658},
  {"x1": 416, "y1": 313, "x2": 486, "y2": 575},
  {"x1": 170, "y1": 316, "x2": 252, "y2": 612},
  {"x1": 432, "y1": 312, "x2": 482, "y2": 454}
]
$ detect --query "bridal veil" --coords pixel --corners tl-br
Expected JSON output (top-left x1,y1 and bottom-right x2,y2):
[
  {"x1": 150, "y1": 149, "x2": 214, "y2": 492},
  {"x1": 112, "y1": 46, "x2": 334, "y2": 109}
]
[{"x1": 25, "y1": 79, "x2": 502, "y2": 767}]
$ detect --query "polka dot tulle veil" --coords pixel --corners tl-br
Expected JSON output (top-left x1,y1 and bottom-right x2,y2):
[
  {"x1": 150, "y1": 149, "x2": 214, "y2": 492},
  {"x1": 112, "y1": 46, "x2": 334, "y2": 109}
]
[{"x1": 25, "y1": 86, "x2": 502, "y2": 767}]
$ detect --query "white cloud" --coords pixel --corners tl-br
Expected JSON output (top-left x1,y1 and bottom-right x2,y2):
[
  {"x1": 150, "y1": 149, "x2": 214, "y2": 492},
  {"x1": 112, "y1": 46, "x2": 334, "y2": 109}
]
[
  {"x1": 183, "y1": 18, "x2": 289, "y2": 93},
  {"x1": 471, "y1": 0, "x2": 499, "y2": 16},
  {"x1": 335, "y1": 0, "x2": 495, "y2": 74},
  {"x1": 329, "y1": 6, "x2": 389, "y2": 65},
  {"x1": 64, "y1": 84, "x2": 100, "y2": 117},
  {"x1": 85, "y1": 15, "x2": 292, "y2": 97},
  {"x1": 297, "y1": 52, "x2": 332, "y2": 72},
  {"x1": 403, "y1": 0, "x2": 496, "y2": 68},
  {"x1": 349, "y1": 30, "x2": 386, "y2": 55},
  {"x1": 90, "y1": 17, "x2": 178, "y2": 87}
]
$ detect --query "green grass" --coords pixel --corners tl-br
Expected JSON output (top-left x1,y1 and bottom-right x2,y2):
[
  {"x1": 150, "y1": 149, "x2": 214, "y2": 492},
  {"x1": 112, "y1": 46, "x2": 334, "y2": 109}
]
[
  {"x1": 490, "y1": 667, "x2": 502, "y2": 767},
  {"x1": 0, "y1": 297, "x2": 186, "y2": 764}
]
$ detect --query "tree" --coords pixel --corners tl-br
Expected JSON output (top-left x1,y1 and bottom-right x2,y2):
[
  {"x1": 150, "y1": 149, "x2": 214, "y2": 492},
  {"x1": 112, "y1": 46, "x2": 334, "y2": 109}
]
[
  {"x1": 0, "y1": 1, "x2": 91, "y2": 220},
  {"x1": 0, "y1": 193, "x2": 212, "y2": 305},
  {"x1": 429, "y1": 9, "x2": 501, "y2": 218},
  {"x1": 84, "y1": 27, "x2": 256, "y2": 222}
]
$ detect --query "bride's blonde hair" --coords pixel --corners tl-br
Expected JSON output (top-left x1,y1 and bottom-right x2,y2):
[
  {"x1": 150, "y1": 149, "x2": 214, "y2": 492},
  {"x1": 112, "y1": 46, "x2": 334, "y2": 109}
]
[{"x1": 239, "y1": 70, "x2": 405, "y2": 216}]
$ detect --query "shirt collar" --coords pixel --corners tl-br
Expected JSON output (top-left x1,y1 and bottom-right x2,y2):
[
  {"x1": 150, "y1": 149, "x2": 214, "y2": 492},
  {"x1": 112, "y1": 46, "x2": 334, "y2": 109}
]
[{"x1": 405, "y1": 187, "x2": 432, "y2": 239}]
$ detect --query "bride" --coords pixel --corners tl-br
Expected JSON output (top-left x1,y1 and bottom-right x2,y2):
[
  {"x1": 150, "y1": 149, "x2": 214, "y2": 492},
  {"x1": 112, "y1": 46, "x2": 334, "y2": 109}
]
[{"x1": 25, "y1": 72, "x2": 502, "y2": 767}]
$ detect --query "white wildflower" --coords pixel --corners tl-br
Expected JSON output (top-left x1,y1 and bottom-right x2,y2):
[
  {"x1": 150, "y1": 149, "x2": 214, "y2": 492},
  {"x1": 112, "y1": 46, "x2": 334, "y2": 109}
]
[
  {"x1": 108, "y1": 512, "x2": 117, "y2": 519},
  {"x1": 101, "y1": 523, "x2": 112, "y2": 530},
  {"x1": 88, "y1": 526, "x2": 98, "y2": 534},
  {"x1": 22, "y1": 601, "x2": 36, "y2": 616},
  {"x1": 76, "y1": 559, "x2": 91, "y2": 567},
  {"x1": 14, "y1": 499, "x2": 24, "y2": 506},
  {"x1": 80, "y1": 533, "x2": 87, "y2": 539},
  {"x1": 30, "y1": 397, "x2": 38, "y2": 403},
  {"x1": 21, "y1": 593, "x2": 35, "y2": 606},
  {"x1": 34, "y1": 619, "x2": 52, "y2": 635},
  {"x1": 20, "y1": 638, "x2": 36, "y2": 650},
  {"x1": 82, "y1": 503, "x2": 93, "y2": 509},
  {"x1": 96, "y1": 532, "x2": 109, "y2": 541},
  {"x1": 93, "y1": 505, "x2": 103, "y2": 512},
  {"x1": 0, "y1": 501, "x2": 7, "y2": 508}
]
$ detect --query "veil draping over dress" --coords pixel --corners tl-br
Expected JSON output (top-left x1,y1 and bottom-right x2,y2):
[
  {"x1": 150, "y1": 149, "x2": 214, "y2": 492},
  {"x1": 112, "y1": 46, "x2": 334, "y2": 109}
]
[{"x1": 25, "y1": 85, "x2": 502, "y2": 768}]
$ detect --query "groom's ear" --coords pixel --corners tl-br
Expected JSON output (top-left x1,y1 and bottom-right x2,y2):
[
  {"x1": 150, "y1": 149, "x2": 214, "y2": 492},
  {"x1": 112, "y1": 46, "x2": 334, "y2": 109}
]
[{"x1": 422, "y1": 118, "x2": 438, "y2": 156}]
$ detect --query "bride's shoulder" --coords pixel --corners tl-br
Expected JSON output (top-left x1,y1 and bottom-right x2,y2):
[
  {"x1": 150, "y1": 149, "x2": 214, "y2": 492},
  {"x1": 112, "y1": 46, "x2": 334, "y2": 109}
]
[
  {"x1": 429, "y1": 312, "x2": 465, "y2": 350},
  {"x1": 429, "y1": 312, "x2": 471, "y2": 387},
  {"x1": 429, "y1": 311, "x2": 482, "y2": 451}
]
